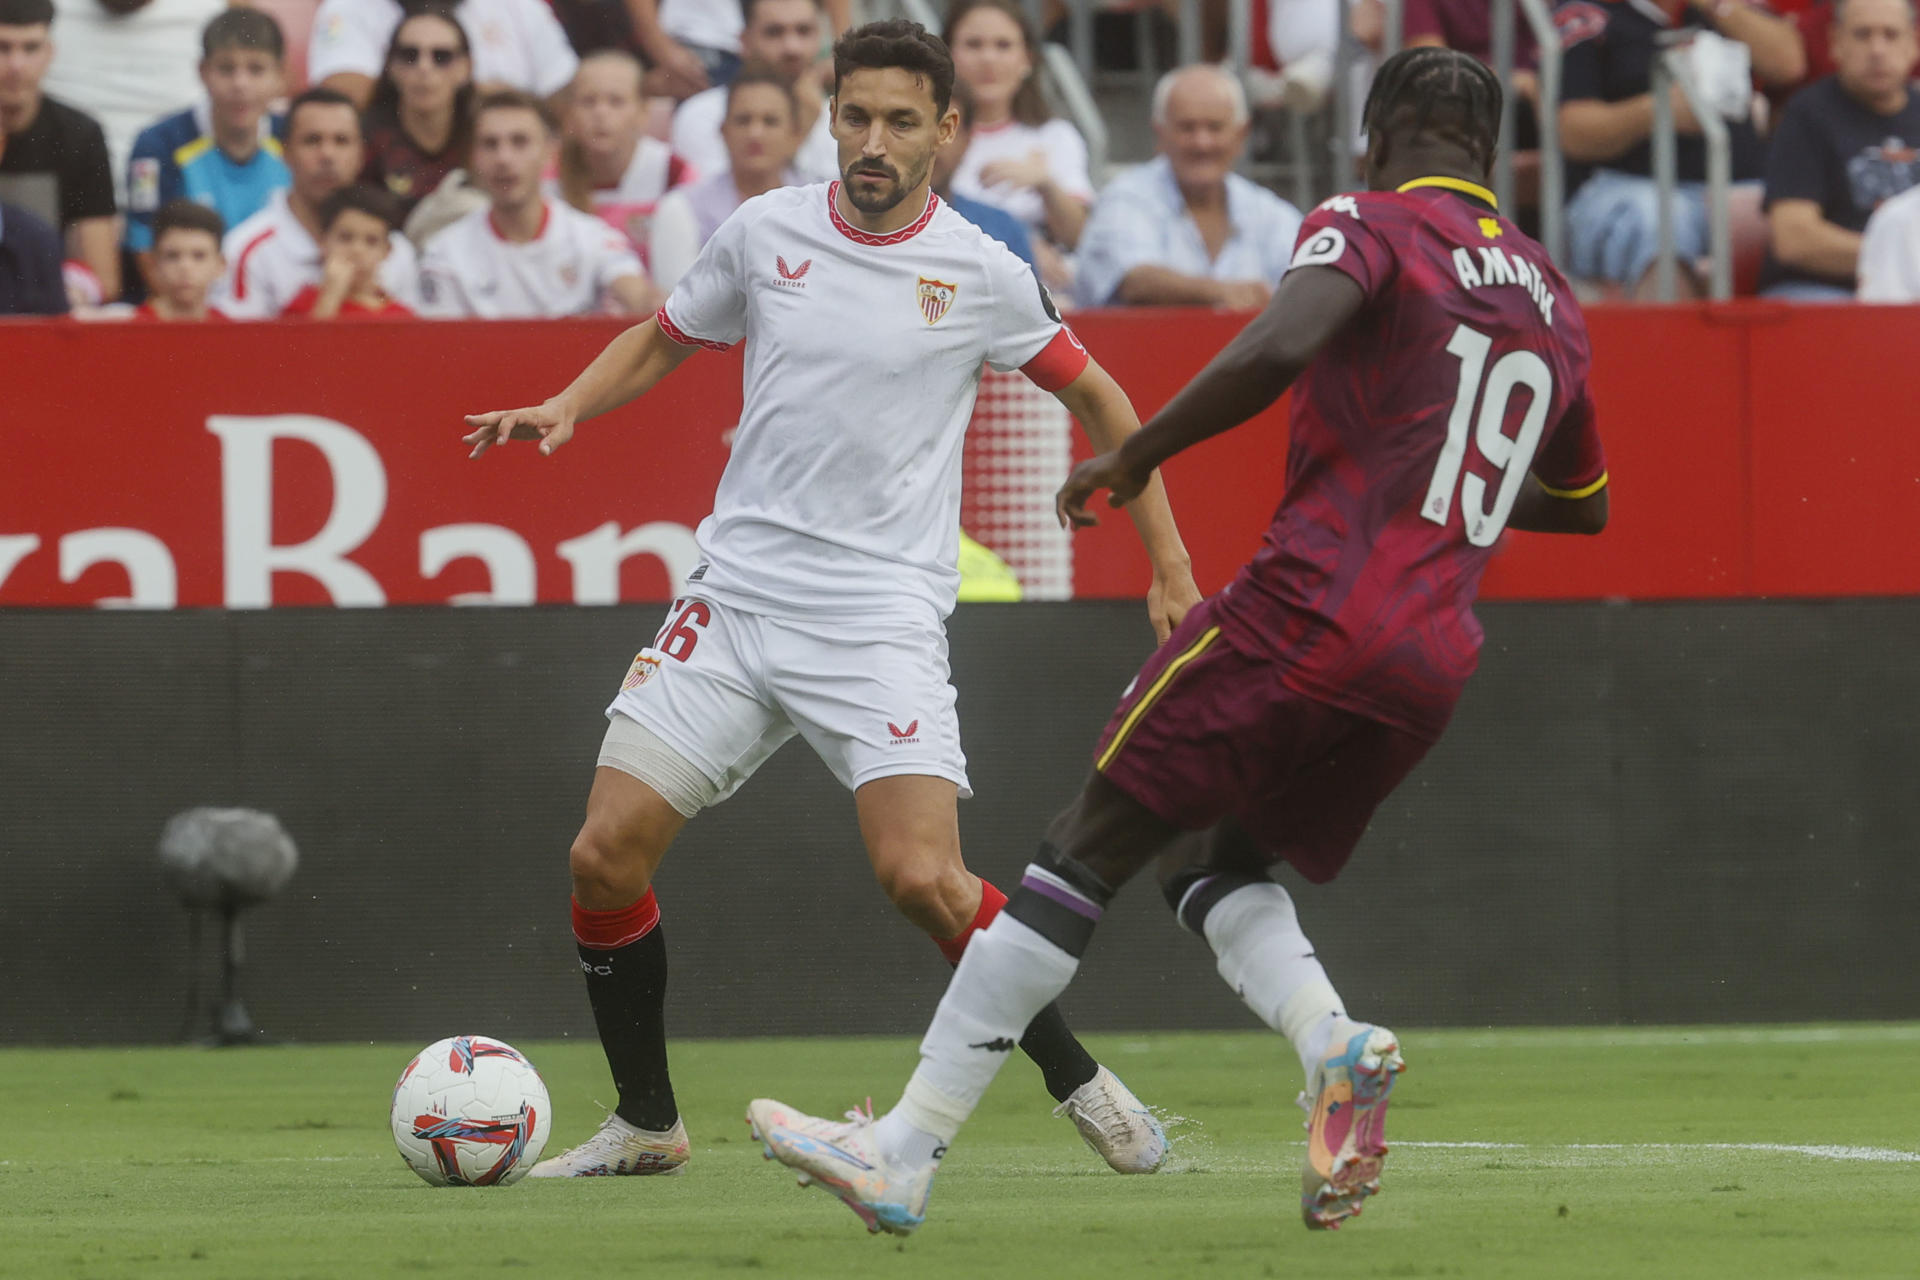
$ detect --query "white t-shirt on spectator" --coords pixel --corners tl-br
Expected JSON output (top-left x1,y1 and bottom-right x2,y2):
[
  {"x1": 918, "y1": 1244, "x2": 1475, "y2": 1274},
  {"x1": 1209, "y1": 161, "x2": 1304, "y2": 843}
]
[
  {"x1": 309, "y1": 0, "x2": 579, "y2": 96},
  {"x1": 670, "y1": 86, "x2": 841, "y2": 185},
  {"x1": 42, "y1": 0, "x2": 223, "y2": 203},
  {"x1": 950, "y1": 117, "x2": 1093, "y2": 236},
  {"x1": 654, "y1": 181, "x2": 1085, "y2": 621},
  {"x1": 214, "y1": 188, "x2": 421, "y2": 317},
  {"x1": 544, "y1": 136, "x2": 690, "y2": 268},
  {"x1": 419, "y1": 197, "x2": 645, "y2": 317},
  {"x1": 660, "y1": 0, "x2": 742, "y2": 52},
  {"x1": 1857, "y1": 185, "x2": 1920, "y2": 301}
]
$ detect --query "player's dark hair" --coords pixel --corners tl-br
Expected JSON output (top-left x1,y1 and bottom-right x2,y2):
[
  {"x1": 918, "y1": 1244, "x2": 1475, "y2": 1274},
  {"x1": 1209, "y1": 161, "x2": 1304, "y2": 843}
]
[
  {"x1": 153, "y1": 199, "x2": 226, "y2": 246},
  {"x1": 202, "y1": 7, "x2": 285, "y2": 60},
  {"x1": 475, "y1": 86, "x2": 557, "y2": 135},
  {"x1": 742, "y1": 0, "x2": 824, "y2": 25},
  {"x1": 1361, "y1": 45, "x2": 1503, "y2": 173},
  {"x1": 0, "y1": 0, "x2": 54, "y2": 26},
  {"x1": 833, "y1": 18, "x2": 956, "y2": 116},
  {"x1": 728, "y1": 61, "x2": 800, "y2": 123},
  {"x1": 943, "y1": 0, "x2": 1050, "y2": 125},
  {"x1": 369, "y1": 6, "x2": 474, "y2": 163},
  {"x1": 317, "y1": 183, "x2": 401, "y2": 233},
  {"x1": 286, "y1": 86, "x2": 363, "y2": 139}
]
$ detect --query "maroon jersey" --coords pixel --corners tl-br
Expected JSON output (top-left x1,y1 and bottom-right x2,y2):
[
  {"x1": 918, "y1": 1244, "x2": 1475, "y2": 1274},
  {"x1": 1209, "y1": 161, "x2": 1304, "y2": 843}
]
[{"x1": 1214, "y1": 181, "x2": 1607, "y2": 740}]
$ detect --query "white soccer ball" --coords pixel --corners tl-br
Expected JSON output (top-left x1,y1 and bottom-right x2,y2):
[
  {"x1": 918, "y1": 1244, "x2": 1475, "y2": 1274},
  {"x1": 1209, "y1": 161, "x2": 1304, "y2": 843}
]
[{"x1": 389, "y1": 1036, "x2": 552, "y2": 1186}]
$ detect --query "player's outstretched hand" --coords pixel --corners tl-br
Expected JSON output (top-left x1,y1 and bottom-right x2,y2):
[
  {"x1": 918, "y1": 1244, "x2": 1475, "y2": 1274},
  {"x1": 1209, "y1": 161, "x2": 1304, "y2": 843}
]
[
  {"x1": 462, "y1": 401, "x2": 575, "y2": 459},
  {"x1": 1056, "y1": 451, "x2": 1150, "y2": 530}
]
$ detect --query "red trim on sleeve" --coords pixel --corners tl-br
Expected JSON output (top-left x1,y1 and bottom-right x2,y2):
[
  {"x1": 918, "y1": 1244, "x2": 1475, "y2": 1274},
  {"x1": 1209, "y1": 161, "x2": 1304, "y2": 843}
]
[
  {"x1": 656, "y1": 305, "x2": 732, "y2": 351},
  {"x1": 1020, "y1": 326, "x2": 1089, "y2": 392},
  {"x1": 231, "y1": 227, "x2": 276, "y2": 300}
]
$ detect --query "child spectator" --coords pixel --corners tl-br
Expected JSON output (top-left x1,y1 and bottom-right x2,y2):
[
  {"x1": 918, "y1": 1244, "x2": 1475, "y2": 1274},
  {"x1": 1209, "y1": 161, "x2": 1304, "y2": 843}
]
[
  {"x1": 136, "y1": 197, "x2": 227, "y2": 320},
  {"x1": 556, "y1": 50, "x2": 690, "y2": 264},
  {"x1": 214, "y1": 86, "x2": 421, "y2": 317},
  {"x1": 282, "y1": 184, "x2": 414, "y2": 316},
  {"x1": 422, "y1": 88, "x2": 656, "y2": 316},
  {"x1": 361, "y1": 6, "x2": 475, "y2": 222},
  {"x1": 125, "y1": 10, "x2": 290, "y2": 290},
  {"x1": 648, "y1": 63, "x2": 799, "y2": 289},
  {"x1": 0, "y1": 0, "x2": 120, "y2": 302},
  {"x1": 943, "y1": 0, "x2": 1093, "y2": 286}
]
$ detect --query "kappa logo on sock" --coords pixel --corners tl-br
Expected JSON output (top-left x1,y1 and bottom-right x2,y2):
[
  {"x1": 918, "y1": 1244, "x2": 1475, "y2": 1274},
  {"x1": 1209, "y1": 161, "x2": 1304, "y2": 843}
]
[
  {"x1": 580, "y1": 960, "x2": 613, "y2": 977},
  {"x1": 968, "y1": 1037, "x2": 1016, "y2": 1053}
]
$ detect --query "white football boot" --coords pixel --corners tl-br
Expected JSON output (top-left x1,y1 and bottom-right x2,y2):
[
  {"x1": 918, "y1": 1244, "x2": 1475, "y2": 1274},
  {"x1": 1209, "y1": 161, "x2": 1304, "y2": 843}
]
[
  {"x1": 746, "y1": 1098, "x2": 937, "y2": 1236},
  {"x1": 1055, "y1": 1065, "x2": 1168, "y2": 1173},
  {"x1": 526, "y1": 1112, "x2": 690, "y2": 1178}
]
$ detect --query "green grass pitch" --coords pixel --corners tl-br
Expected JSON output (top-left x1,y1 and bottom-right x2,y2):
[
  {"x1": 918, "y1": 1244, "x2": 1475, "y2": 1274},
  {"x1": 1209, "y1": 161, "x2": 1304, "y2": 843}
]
[{"x1": 6, "y1": 1025, "x2": 1918, "y2": 1279}]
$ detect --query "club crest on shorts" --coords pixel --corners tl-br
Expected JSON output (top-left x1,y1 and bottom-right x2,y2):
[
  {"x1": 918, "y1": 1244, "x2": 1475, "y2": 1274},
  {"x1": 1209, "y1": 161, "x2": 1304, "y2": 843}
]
[
  {"x1": 622, "y1": 652, "x2": 661, "y2": 691},
  {"x1": 917, "y1": 276, "x2": 958, "y2": 325}
]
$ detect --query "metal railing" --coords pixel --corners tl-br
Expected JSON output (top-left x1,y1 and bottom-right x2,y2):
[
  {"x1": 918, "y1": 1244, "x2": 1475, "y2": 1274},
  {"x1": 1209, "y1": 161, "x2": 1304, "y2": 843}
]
[
  {"x1": 1498, "y1": 0, "x2": 1565, "y2": 264},
  {"x1": 1650, "y1": 41, "x2": 1733, "y2": 300}
]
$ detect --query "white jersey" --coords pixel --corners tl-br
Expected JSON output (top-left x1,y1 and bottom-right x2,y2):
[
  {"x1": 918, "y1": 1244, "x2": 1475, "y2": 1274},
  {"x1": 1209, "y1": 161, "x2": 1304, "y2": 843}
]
[
  {"x1": 950, "y1": 118, "x2": 1094, "y2": 236},
  {"x1": 214, "y1": 189, "x2": 421, "y2": 318},
  {"x1": 419, "y1": 197, "x2": 644, "y2": 317},
  {"x1": 308, "y1": 0, "x2": 578, "y2": 97},
  {"x1": 656, "y1": 181, "x2": 1087, "y2": 622},
  {"x1": 660, "y1": 0, "x2": 742, "y2": 51},
  {"x1": 670, "y1": 86, "x2": 841, "y2": 185},
  {"x1": 1858, "y1": 185, "x2": 1920, "y2": 301}
]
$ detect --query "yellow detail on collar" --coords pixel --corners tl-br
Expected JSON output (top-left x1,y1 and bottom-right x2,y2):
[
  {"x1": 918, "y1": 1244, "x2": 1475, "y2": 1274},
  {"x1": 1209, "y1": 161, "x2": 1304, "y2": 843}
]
[{"x1": 1396, "y1": 176, "x2": 1499, "y2": 210}]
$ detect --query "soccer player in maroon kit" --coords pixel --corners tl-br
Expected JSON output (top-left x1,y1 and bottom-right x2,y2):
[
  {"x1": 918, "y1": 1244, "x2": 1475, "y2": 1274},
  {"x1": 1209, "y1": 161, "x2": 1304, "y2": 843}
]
[{"x1": 749, "y1": 46, "x2": 1611, "y2": 1236}]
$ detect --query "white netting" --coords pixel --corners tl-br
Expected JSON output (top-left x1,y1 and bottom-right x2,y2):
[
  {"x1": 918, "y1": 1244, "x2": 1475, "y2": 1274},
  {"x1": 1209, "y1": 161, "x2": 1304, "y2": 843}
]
[{"x1": 962, "y1": 369, "x2": 1074, "y2": 600}]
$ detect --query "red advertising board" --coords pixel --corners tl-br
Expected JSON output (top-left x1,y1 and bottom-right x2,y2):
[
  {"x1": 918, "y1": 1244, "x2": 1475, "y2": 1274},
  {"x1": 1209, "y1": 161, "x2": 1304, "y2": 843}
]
[{"x1": 2, "y1": 304, "x2": 1916, "y2": 608}]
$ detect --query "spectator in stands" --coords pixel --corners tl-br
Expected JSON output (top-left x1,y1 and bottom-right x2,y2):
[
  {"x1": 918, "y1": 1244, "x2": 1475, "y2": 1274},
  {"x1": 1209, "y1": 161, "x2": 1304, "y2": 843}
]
[
  {"x1": 671, "y1": 0, "x2": 836, "y2": 184},
  {"x1": 0, "y1": 0, "x2": 118, "y2": 302},
  {"x1": 215, "y1": 87, "x2": 420, "y2": 317},
  {"x1": 1558, "y1": 0, "x2": 1803, "y2": 297},
  {"x1": 42, "y1": 0, "x2": 224, "y2": 203},
  {"x1": 126, "y1": 10, "x2": 289, "y2": 292},
  {"x1": 1857, "y1": 173, "x2": 1920, "y2": 297},
  {"x1": 136, "y1": 198, "x2": 226, "y2": 319},
  {"x1": 933, "y1": 79, "x2": 1033, "y2": 268},
  {"x1": 557, "y1": 50, "x2": 690, "y2": 262},
  {"x1": 309, "y1": 0, "x2": 577, "y2": 110},
  {"x1": 1758, "y1": 0, "x2": 1920, "y2": 298},
  {"x1": 0, "y1": 196, "x2": 63, "y2": 312},
  {"x1": 1075, "y1": 65, "x2": 1300, "y2": 308},
  {"x1": 944, "y1": 0, "x2": 1094, "y2": 281},
  {"x1": 648, "y1": 62, "x2": 799, "y2": 289},
  {"x1": 421, "y1": 89, "x2": 656, "y2": 316},
  {"x1": 282, "y1": 184, "x2": 415, "y2": 316},
  {"x1": 1770, "y1": 0, "x2": 1841, "y2": 102},
  {"x1": 361, "y1": 6, "x2": 474, "y2": 223},
  {"x1": 620, "y1": 0, "x2": 850, "y2": 98},
  {"x1": 1400, "y1": 0, "x2": 1540, "y2": 142}
]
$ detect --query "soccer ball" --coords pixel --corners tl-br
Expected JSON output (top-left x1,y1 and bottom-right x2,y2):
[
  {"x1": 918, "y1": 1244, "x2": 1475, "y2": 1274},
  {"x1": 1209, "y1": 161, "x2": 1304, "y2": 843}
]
[{"x1": 389, "y1": 1035, "x2": 552, "y2": 1186}]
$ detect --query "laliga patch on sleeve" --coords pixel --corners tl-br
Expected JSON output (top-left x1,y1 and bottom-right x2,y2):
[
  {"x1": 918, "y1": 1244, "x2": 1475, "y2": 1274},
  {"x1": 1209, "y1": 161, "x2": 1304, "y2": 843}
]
[
  {"x1": 129, "y1": 158, "x2": 161, "y2": 212},
  {"x1": 1291, "y1": 226, "x2": 1348, "y2": 270}
]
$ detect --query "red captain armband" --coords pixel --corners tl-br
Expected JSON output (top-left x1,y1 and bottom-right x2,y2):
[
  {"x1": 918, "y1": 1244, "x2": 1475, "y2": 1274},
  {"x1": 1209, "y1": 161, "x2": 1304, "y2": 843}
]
[
  {"x1": 656, "y1": 305, "x2": 732, "y2": 352},
  {"x1": 1020, "y1": 326, "x2": 1090, "y2": 392}
]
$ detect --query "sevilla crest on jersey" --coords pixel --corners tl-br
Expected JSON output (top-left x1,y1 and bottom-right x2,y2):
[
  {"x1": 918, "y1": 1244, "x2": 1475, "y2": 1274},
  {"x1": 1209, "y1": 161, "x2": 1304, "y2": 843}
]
[{"x1": 918, "y1": 276, "x2": 958, "y2": 325}]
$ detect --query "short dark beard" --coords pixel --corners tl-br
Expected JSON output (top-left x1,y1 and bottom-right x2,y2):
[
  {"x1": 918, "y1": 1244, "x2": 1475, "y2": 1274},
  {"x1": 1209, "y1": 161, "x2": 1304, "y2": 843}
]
[{"x1": 841, "y1": 154, "x2": 930, "y2": 215}]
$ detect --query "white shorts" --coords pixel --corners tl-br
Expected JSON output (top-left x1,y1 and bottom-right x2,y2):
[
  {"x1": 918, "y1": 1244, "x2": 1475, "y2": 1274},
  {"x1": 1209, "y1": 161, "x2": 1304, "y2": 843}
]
[{"x1": 603, "y1": 596, "x2": 970, "y2": 813}]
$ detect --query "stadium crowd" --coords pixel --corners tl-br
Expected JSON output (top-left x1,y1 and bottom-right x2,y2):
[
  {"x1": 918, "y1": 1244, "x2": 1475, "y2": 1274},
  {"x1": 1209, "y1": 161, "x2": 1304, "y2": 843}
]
[{"x1": 4, "y1": 0, "x2": 1920, "y2": 317}]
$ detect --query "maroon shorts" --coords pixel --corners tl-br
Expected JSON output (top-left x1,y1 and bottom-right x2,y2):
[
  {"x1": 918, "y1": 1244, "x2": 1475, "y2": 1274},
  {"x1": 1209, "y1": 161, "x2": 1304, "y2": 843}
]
[{"x1": 1093, "y1": 597, "x2": 1434, "y2": 884}]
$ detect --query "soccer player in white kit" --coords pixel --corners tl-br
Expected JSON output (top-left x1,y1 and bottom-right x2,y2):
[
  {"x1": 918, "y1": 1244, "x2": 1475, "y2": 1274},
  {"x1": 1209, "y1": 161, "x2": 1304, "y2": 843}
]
[{"x1": 463, "y1": 19, "x2": 1202, "y2": 1184}]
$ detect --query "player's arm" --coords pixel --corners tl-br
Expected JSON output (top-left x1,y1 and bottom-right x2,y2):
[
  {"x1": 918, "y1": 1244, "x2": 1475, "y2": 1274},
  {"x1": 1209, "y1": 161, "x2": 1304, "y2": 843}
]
[
  {"x1": 1057, "y1": 264, "x2": 1365, "y2": 525},
  {"x1": 1505, "y1": 390, "x2": 1610, "y2": 535},
  {"x1": 1053, "y1": 357, "x2": 1201, "y2": 641},
  {"x1": 1504, "y1": 478, "x2": 1609, "y2": 534},
  {"x1": 462, "y1": 317, "x2": 696, "y2": 458}
]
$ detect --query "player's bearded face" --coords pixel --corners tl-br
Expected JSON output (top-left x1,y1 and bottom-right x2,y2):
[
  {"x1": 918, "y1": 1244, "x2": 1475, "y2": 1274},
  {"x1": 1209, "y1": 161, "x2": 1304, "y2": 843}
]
[{"x1": 833, "y1": 68, "x2": 950, "y2": 216}]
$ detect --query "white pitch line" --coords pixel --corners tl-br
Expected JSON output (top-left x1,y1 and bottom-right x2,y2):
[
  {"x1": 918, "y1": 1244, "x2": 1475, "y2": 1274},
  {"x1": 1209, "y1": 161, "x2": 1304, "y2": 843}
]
[{"x1": 1397, "y1": 1141, "x2": 1920, "y2": 1163}]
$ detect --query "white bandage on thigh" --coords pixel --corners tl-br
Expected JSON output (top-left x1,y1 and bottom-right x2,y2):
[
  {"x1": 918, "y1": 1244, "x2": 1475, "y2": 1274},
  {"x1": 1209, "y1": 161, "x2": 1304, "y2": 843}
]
[{"x1": 597, "y1": 713, "x2": 721, "y2": 818}]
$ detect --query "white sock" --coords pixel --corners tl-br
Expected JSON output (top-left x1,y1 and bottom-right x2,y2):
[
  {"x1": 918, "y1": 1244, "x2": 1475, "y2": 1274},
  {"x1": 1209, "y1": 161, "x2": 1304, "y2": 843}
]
[
  {"x1": 1200, "y1": 882, "x2": 1346, "y2": 1081},
  {"x1": 874, "y1": 913, "x2": 1081, "y2": 1167}
]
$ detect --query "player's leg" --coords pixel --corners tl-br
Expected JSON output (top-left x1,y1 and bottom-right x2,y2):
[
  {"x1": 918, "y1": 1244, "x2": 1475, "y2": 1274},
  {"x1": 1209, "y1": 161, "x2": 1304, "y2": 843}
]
[
  {"x1": 853, "y1": 774, "x2": 1163, "y2": 1172},
  {"x1": 536, "y1": 603, "x2": 795, "y2": 1177}
]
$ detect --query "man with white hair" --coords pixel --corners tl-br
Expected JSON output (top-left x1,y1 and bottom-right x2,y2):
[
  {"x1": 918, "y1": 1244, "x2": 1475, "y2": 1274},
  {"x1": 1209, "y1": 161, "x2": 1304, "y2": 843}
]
[{"x1": 1074, "y1": 64, "x2": 1302, "y2": 308}]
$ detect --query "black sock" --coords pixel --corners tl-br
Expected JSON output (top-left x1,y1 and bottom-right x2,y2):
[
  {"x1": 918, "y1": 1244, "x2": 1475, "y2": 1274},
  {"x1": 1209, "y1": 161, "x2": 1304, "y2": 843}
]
[
  {"x1": 1018, "y1": 1001, "x2": 1101, "y2": 1102},
  {"x1": 577, "y1": 924, "x2": 678, "y2": 1131}
]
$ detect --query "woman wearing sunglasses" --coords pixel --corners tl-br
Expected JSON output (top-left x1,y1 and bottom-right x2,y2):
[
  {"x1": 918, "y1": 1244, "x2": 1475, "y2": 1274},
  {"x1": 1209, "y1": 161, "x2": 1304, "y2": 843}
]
[{"x1": 361, "y1": 6, "x2": 476, "y2": 222}]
